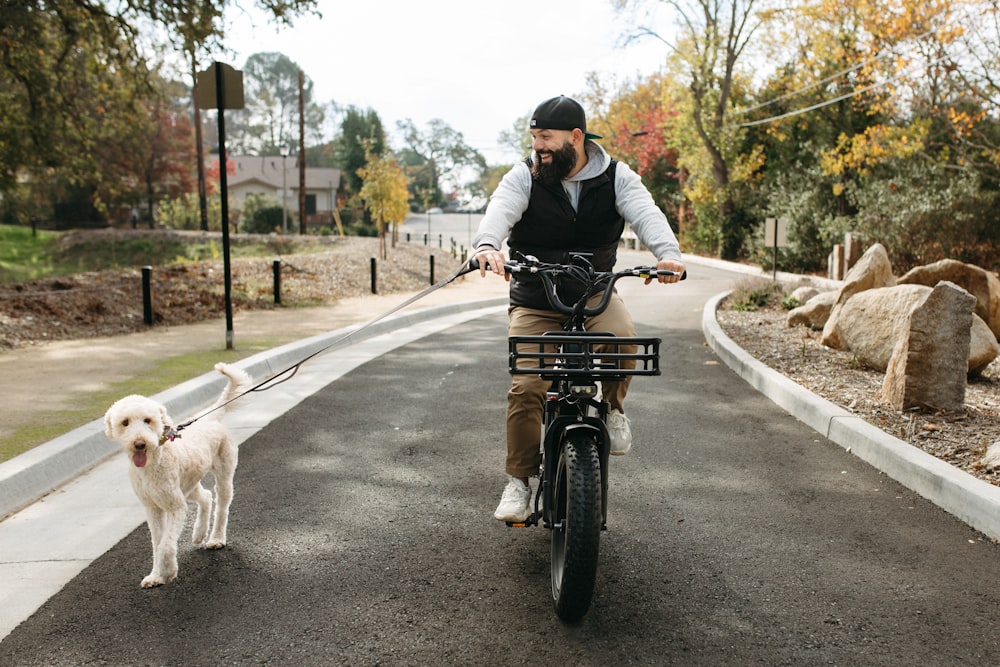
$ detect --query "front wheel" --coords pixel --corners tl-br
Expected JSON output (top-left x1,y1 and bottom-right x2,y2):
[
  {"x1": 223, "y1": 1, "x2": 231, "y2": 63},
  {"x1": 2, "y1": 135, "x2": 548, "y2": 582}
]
[{"x1": 550, "y1": 430, "x2": 602, "y2": 622}]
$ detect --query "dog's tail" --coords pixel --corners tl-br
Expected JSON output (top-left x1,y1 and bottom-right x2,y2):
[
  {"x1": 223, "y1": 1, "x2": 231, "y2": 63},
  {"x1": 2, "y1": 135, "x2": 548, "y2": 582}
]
[{"x1": 209, "y1": 362, "x2": 253, "y2": 416}]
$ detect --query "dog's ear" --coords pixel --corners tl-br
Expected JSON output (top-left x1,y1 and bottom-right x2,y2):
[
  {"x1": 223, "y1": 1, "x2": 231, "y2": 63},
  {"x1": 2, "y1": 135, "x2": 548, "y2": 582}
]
[
  {"x1": 103, "y1": 407, "x2": 115, "y2": 438},
  {"x1": 160, "y1": 404, "x2": 173, "y2": 429}
]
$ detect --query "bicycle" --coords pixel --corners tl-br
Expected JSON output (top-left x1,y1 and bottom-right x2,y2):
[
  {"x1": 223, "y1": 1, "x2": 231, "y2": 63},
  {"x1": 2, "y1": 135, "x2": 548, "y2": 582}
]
[{"x1": 467, "y1": 252, "x2": 685, "y2": 622}]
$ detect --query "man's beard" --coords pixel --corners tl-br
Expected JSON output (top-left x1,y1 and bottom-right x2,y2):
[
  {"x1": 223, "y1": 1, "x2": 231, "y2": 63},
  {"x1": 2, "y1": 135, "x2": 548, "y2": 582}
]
[{"x1": 532, "y1": 141, "x2": 577, "y2": 185}]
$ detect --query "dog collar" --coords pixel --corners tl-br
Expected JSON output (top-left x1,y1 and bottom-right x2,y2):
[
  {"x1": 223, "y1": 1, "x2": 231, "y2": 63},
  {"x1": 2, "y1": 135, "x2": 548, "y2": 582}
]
[{"x1": 158, "y1": 427, "x2": 179, "y2": 446}]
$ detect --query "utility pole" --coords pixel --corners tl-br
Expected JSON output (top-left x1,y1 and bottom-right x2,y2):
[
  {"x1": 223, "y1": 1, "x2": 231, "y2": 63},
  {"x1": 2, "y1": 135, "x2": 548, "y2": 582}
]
[{"x1": 298, "y1": 70, "x2": 306, "y2": 235}]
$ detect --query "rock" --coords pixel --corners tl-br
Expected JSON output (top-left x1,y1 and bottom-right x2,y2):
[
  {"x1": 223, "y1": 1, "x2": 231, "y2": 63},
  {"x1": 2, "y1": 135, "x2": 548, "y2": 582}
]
[
  {"x1": 881, "y1": 282, "x2": 976, "y2": 412},
  {"x1": 821, "y1": 243, "x2": 895, "y2": 349},
  {"x1": 789, "y1": 285, "x2": 819, "y2": 305},
  {"x1": 830, "y1": 285, "x2": 928, "y2": 370},
  {"x1": 825, "y1": 283, "x2": 998, "y2": 373},
  {"x1": 786, "y1": 290, "x2": 837, "y2": 330},
  {"x1": 970, "y1": 315, "x2": 1000, "y2": 376},
  {"x1": 982, "y1": 441, "x2": 1000, "y2": 470},
  {"x1": 897, "y1": 258, "x2": 1000, "y2": 340}
]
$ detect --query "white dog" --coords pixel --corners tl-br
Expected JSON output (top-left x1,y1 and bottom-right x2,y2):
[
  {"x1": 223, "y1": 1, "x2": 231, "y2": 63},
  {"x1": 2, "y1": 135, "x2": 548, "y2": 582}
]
[{"x1": 103, "y1": 362, "x2": 251, "y2": 588}]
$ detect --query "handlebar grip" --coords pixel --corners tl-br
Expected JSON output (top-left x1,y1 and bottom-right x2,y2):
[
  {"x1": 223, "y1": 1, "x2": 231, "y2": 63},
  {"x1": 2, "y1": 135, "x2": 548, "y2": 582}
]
[{"x1": 466, "y1": 257, "x2": 515, "y2": 274}]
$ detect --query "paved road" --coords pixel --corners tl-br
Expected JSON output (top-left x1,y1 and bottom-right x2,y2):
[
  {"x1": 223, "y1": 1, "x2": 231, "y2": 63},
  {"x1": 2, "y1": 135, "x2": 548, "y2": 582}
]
[{"x1": 3, "y1": 265, "x2": 1000, "y2": 665}]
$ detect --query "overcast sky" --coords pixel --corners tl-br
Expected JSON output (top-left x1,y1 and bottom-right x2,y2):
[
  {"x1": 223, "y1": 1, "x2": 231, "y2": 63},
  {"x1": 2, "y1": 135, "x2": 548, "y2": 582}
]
[{"x1": 208, "y1": 0, "x2": 673, "y2": 163}]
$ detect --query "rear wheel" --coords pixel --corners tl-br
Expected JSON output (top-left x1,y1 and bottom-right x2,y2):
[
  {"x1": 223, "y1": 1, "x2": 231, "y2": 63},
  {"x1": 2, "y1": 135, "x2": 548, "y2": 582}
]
[{"x1": 550, "y1": 431, "x2": 602, "y2": 622}]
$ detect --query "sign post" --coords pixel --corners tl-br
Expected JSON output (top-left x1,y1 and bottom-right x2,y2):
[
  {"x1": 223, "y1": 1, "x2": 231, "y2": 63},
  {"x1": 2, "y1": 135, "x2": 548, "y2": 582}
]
[
  {"x1": 764, "y1": 217, "x2": 789, "y2": 280},
  {"x1": 196, "y1": 62, "x2": 244, "y2": 350}
]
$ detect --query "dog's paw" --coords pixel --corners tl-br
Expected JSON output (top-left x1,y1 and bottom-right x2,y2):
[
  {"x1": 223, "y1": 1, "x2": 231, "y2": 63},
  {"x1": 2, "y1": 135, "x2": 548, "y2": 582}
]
[
  {"x1": 141, "y1": 574, "x2": 164, "y2": 588},
  {"x1": 204, "y1": 539, "x2": 226, "y2": 550}
]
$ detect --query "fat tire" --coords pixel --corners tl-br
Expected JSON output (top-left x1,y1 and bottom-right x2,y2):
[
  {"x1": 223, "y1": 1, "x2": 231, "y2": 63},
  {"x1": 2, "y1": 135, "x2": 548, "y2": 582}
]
[{"x1": 550, "y1": 431, "x2": 602, "y2": 622}]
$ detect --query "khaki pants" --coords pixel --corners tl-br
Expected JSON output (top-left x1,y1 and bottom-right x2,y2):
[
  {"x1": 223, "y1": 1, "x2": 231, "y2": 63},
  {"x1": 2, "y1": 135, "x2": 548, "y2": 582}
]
[{"x1": 505, "y1": 292, "x2": 637, "y2": 478}]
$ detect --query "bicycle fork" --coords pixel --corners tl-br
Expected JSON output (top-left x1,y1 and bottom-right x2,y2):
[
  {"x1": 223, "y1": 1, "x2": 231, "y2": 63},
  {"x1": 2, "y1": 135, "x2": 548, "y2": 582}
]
[{"x1": 507, "y1": 395, "x2": 611, "y2": 530}]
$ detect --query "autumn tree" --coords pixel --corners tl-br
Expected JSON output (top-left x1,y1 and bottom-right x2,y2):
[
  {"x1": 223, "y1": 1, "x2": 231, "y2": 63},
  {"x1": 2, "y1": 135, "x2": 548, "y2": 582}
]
[
  {"x1": 617, "y1": 0, "x2": 769, "y2": 259},
  {"x1": 91, "y1": 75, "x2": 198, "y2": 225},
  {"x1": 758, "y1": 0, "x2": 998, "y2": 270},
  {"x1": 0, "y1": 0, "x2": 318, "y2": 225},
  {"x1": 357, "y1": 149, "x2": 410, "y2": 259}
]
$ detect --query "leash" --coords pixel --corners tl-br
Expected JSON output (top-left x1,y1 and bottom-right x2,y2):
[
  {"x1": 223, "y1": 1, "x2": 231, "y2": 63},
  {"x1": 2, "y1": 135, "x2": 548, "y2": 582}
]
[{"x1": 172, "y1": 257, "x2": 484, "y2": 434}]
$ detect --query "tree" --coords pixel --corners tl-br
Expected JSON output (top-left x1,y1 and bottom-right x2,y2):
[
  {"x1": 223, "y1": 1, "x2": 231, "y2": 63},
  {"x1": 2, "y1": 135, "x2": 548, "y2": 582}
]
[
  {"x1": 336, "y1": 107, "x2": 387, "y2": 194},
  {"x1": 617, "y1": 0, "x2": 768, "y2": 259},
  {"x1": 358, "y1": 149, "x2": 410, "y2": 260},
  {"x1": 395, "y1": 119, "x2": 487, "y2": 210},
  {"x1": 0, "y1": 0, "x2": 318, "y2": 225},
  {"x1": 594, "y1": 74, "x2": 684, "y2": 230},
  {"x1": 228, "y1": 52, "x2": 325, "y2": 155}
]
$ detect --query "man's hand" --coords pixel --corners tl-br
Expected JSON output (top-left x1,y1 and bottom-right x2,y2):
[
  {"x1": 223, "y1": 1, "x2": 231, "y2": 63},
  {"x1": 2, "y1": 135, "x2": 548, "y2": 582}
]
[
  {"x1": 647, "y1": 259, "x2": 686, "y2": 285},
  {"x1": 473, "y1": 247, "x2": 510, "y2": 281}
]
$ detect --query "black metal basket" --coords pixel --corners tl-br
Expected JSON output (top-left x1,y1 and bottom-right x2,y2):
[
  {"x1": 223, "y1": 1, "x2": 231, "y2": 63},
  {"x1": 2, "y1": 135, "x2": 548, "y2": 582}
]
[{"x1": 508, "y1": 332, "x2": 661, "y2": 380}]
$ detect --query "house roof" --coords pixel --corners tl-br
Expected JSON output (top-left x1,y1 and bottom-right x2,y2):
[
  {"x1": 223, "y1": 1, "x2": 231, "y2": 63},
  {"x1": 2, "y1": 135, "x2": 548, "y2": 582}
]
[{"x1": 228, "y1": 156, "x2": 341, "y2": 191}]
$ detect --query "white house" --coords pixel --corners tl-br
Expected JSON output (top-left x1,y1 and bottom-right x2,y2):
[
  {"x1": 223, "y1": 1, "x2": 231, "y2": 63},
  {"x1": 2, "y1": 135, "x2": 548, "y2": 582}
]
[{"x1": 224, "y1": 155, "x2": 341, "y2": 228}]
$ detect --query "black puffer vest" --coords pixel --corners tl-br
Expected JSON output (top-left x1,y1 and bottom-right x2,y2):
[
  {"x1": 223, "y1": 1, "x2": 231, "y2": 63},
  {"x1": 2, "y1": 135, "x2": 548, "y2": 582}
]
[{"x1": 508, "y1": 158, "x2": 622, "y2": 310}]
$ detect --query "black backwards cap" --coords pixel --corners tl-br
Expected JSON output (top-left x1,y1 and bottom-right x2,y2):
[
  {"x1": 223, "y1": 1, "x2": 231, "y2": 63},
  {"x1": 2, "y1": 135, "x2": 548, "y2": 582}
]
[{"x1": 529, "y1": 95, "x2": 602, "y2": 140}]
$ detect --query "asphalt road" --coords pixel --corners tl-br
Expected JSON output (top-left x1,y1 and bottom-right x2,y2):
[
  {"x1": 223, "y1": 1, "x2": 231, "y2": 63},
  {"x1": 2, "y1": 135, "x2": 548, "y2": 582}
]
[{"x1": 3, "y1": 265, "x2": 1000, "y2": 665}]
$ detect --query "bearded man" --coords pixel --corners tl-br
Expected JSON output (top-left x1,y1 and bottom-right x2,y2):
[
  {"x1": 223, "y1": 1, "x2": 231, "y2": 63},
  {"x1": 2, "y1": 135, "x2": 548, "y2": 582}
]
[{"x1": 471, "y1": 95, "x2": 685, "y2": 522}]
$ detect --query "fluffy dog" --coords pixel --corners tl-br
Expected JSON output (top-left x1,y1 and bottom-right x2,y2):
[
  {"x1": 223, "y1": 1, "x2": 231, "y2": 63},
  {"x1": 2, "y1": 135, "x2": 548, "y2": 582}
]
[{"x1": 103, "y1": 362, "x2": 251, "y2": 588}]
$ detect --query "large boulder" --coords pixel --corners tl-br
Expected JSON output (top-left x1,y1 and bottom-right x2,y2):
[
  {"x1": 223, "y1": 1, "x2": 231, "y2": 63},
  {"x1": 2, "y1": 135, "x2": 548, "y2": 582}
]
[
  {"x1": 897, "y1": 258, "x2": 1000, "y2": 340},
  {"x1": 881, "y1": 282, "x2": 975, "y2": 412},
  {"x1": 821, "y1": 243, "x2": 895, "y2": 349},
  {"x1": 832, "y1": 285, "x2": 927, "y2": 370},
  {"x1": 826, "y1": 283, "x2": 999, "y2": 374}
]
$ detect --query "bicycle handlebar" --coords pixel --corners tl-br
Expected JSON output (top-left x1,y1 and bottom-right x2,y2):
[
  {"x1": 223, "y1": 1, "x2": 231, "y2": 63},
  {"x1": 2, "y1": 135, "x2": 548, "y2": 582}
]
[{"x1": 465, "y1": 254, "x2": 686, "y2": 318}]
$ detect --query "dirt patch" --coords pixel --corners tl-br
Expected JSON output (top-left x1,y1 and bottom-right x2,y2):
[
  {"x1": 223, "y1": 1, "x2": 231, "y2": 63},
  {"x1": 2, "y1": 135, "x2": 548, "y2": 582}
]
[{"x1": 0, "y1": 233, "x2": 446, "y2": 349}]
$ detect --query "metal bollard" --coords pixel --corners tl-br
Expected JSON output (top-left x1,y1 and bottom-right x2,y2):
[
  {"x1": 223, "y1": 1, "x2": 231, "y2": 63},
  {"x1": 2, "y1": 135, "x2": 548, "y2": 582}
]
[
  {"x1": 429, "y1": 255, "x2": 435, "y2": 285},
  {"x1": 142, "y1": 266, "x2": 153, "y2": 326},
  {"x1": 370, "y1": 257, "x2": 377, "y2": 294},
  {"x1": 272, "y1": 259, "x2": 282, "y2": 304}
]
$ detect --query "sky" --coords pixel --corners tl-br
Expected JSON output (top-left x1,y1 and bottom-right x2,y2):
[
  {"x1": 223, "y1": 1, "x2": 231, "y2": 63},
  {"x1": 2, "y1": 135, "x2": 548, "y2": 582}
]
[{"x1": 206, "y1": 0, "x2": 673, "y2": 164}]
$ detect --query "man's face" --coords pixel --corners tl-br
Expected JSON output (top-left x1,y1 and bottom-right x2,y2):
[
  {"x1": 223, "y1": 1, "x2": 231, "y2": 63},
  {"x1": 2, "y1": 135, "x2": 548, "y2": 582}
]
[{"x1": 530, "y1": 129, "x2": 578, "y2": 185}]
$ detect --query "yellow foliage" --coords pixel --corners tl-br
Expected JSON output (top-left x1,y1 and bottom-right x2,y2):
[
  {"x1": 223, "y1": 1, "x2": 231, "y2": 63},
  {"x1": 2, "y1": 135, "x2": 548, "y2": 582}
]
[
  {"x1": 358, "y1": 153, "x2": 410, "y2": 229},
  {"x1": 820, "y1": 122, "x2": 928, "y2": 177}
]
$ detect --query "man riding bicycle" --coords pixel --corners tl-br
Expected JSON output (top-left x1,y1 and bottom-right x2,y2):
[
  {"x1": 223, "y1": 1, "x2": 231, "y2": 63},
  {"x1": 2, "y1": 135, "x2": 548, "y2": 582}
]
[{"x1": 471, "y1": 95, "x2": 685, "y2": 522}]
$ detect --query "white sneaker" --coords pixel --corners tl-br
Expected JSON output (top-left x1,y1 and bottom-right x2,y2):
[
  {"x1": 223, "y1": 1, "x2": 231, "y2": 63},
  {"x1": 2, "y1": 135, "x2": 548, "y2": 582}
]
[
  {"x1": 609, "y1": 410, "x2": 632, "y2": 456},
  {"x1": 494, "y1": 477, "x2": 531, "y2": 522}
]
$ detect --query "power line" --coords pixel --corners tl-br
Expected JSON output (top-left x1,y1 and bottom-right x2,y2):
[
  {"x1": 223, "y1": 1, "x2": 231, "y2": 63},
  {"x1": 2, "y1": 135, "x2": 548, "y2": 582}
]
[
  {"x1": 731, "y1": 14, "x2": 965, "y2": 126},
  {"x1": 734, "y1": 49, "x2": 957, "y2": 129}
]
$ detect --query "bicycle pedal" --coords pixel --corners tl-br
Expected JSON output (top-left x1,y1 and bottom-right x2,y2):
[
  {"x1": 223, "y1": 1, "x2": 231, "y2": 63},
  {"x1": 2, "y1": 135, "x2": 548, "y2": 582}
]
[{"x1": 506, "y1": 513, "x2": 538, "y2": 528}]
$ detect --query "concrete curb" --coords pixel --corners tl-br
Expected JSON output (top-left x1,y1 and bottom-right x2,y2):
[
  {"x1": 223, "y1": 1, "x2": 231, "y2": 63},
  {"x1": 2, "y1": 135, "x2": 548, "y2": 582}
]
[
  {"x1": 0, "y1": 297, "x2": 507, "y2": 520},
  {"x1": 702, "y1": 290, "x2": 1000, "y2": 541}
]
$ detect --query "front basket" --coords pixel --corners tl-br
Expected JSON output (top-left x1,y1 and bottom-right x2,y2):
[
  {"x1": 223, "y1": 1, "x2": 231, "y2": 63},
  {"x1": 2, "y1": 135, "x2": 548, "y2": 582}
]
[{"x1": 508, "y1": 333, "x2": 661, "y2": 379}]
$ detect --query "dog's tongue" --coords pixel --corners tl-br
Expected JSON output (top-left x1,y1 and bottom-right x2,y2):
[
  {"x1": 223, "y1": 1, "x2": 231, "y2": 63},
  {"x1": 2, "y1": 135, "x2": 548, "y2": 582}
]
[{"x1": 133, "y1": 451, "x2": 147, "y2": 468}]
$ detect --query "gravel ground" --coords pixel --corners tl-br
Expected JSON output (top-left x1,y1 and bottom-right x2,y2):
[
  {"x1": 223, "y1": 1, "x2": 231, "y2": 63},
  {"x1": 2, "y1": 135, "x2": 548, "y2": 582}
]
[{"x1": 716, "y1": 301, "x2": 1000, "y2": 487}]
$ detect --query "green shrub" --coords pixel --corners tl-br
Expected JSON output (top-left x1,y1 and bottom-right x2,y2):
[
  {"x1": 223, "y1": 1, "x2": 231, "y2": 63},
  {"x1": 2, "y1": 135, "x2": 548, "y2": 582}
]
[
  {"x1": 729, "y1": 276, "x2": 784, "y2": 311},
  {"x1": 781, "y1": 294, "x2": 800, "y2": 310}
]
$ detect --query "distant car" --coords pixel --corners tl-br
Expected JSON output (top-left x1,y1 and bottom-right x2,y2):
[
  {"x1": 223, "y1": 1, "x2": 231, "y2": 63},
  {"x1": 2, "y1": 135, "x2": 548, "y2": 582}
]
[{"x1": 426, "y1": 207, "x2": 443, "y2": 214}]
